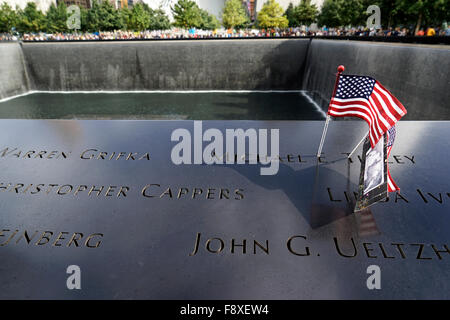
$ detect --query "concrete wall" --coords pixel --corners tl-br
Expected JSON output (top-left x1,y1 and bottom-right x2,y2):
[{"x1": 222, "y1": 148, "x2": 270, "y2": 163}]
[
  {"x1": 0, "y1": 42, "x2": 30, "y2": 100},
  {"x1": 22, "y1": 39, "x2": 309, "y2": 91},
  {"x1": 302, "y1": 40, "x2": 450, "y2": 120}
]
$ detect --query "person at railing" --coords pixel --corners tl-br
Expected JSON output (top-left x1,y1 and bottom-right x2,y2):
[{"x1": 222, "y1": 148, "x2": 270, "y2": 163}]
[
  {"x1": 2, "y1": 26, "x2": 449, "y2": 42},
  {"x1": 426, "y1": 27, "x2": 436, "y2": 36}
]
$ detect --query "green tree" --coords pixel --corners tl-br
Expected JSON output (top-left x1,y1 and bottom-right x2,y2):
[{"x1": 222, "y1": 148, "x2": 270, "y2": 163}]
[
  {"x1": 171, "y1": 0, "x2": 203, "y2": 28},
  {"x1": 171, "y1": 0, "x2": 219, "y2": 29},
  {"x1": 435, "y1": 0, "x2": 450, "y2": 25},
  {"x1": 362, "y1": 0, "x2": 449, "y2": 31},
  {"x1": 86, "y1": 0, "x2": 124, "y2": 32},
  {"x1": 318, "y1": 0, "x2": 366, "y2": 27},
  {"x1": 120, "y1": 6, "x2": 132, "y2": 30},
  {"x1": 198, "y1": 8, "x2": 220, "y2": 29},
  {"x1": 295, "y1": 0, "x2": 318, "y2": 26},
  {"x1": 257, "y1": 0, "x2": 289, "y2": 29},
  {"x1": 365, "y1": 0, "x2": 396, "y2": 28},
  {"x1": 394, "y1": 0, "x2": 450, "y2": 32},
  {"x1": 222, "y1": 0, "x2": 249, "y2": 29},
  {"x1": 285, "y1": 3, "x2": 299, "y2": 27},
  {"x1": 46, "y1": 2, "x2": 68, "y2": 33},
  {"x1": 0, "y1": 3, "x2": 19, "y2": 33},
  {"x1": 148, "y1": 6, "x2": 171, "y2": 30},
  {"x1": 339, "y1": 0, "x2": 364, "y2": 26},
  {"x1": 129, "y1": 3, "x2": 150, "y2": 31},
  {"x1": 86, "y1": 1, "x2": 101, "y2": 31},
  {"x1": 17, "y1": 2, "x2": 46, "y2": 33},
  {"x1": 79, "y1": 6, "x2": 89, "y2": 32}
]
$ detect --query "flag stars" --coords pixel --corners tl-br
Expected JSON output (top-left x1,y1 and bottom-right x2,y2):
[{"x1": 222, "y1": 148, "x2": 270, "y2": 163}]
[{"x1": 335, "y1": 75, "x2": 376, "y2": 100}]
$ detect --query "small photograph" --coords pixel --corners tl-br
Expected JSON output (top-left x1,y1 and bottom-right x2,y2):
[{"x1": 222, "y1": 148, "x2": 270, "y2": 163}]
[
  {"x1": 363, "y1": 137, "x2": 384, "y2": 195},
  {"x1": 354, "y1": 134, "x2": 388, "y2": 212}
]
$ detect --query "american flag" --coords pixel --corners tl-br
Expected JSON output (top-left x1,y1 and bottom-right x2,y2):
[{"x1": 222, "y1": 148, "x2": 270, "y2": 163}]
[
  {"x1": 328, "y1": 75, "x2": 407, "y2": 148},
  {"x1": 386, "y1": 126, "x2": 399, "y2": 192}
]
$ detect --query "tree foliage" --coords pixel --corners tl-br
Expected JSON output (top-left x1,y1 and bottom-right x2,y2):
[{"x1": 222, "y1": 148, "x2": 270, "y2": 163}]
[
  {"x1": 222, "y1": 0, "x2": 249, "y2": 29},
  {"x1": 339, "y1": 0, "x2": 365, "y2": 26},
  {"x1": 0, "y1": 1, "x2": 172, "y2": 33},
  {"x1": 391, "y1": 0, "x2": 450, "y2": 31},
  {"x1": 171, "y1": 0, "x2": 202, "y2": 28},
  {"x1": 86, "y1": 0, "x2": 124, "y2": 32},
  {"x1": 285, "y1": 0, "x2": 318, "y2": 27},
  {"x1": 148, "y1": 6, "x2": 171, "y2": 30},
  {"x1": 129, "y1": 3, "x2": 150, "y2": 31},
  {"x1": 16, "y1": 2, "x2": 46, "y2": 33},
  {"x1": 317, "y1": 0, "x2": 450, "y2": 29},
  {"x1": 46, "y1": 2, "x2": 68, "y2": 33},
  {"x1": 0, "y1": 3, "x2": 19, "y2": 33},
  {"x1": 79, "y1": 6, "x2": 89, "y2": 32},
  {"x1": 0, "y1": 0, "x2": 448, "y2": 33},
  {"x1": 257, "y1": 0, "x2": 289, "y2": 29},
  {"x1": 120, "y1": 3, "x2": 171, "y2": 31},
  {"x1": 318, "y1": 0, "x2": 365, "y2": 27},
  {"x1": 171, "y1": 0, "x2": 219, "y2": 29},
  {"x1": 285, "y1": 3, "x2": 296, "y2": 27},
  {"x1": 119, "y1": 6, "x2": 132, "y2": 30},
  {"x1": 199, "y1": 8, "x2": 221, "y2": 29}
]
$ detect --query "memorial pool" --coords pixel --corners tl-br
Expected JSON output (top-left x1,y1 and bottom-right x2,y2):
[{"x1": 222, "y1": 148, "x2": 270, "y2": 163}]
[{"x1": 0, "y1": 91, "x2": 325, "y2": 120}]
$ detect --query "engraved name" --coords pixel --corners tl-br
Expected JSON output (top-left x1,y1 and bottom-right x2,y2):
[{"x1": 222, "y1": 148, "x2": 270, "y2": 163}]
[
  {"x1": 0, "y1": 147, "x2": 151, "y2": 161},
  {"x1": 80, "y1": 149, "x2": 150, "y2": 161},
  {"x1": 189, "y1": 233, "x2": 450, "y2": 260},
  {"x1": 0, "y1": 183, "x2": 130, "y2": 197},
  {"x1": 0, "y1": 182, "x2": 245, "y2": 200},
  {"x1": 216, "y1": 152, "x2": 416, "y2": 165},
  {"x1": 141, "y1": 184, "x2": 244, "y2": 200},
  {"x1": 0, "y1": 147, "x2": 70, "y2": 159},
  {"x1": 0, "y1": 147, "x2": 415, "y2": 165},
  {"x1": 0, "y1": 228, "x2": 103, "y2": 248},
  {"x1": 327, "y1": 187, "x2": 450, "y2": 204}
]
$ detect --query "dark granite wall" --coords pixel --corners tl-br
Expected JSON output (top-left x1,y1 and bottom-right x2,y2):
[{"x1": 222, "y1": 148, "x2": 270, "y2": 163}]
[
  {"x1": 21, "y1": 39, "x2": 309, "y2": 91},
  {"x1": 0, "y1": 43, "x2": 30, "y2": 100},
  {"x1": 302, "y1": 40, "x2": 450, "y2": 120}
]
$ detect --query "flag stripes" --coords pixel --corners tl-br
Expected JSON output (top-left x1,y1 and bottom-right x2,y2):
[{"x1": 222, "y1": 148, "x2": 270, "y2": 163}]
[{"x1": 328, "y1": 75, "x2": 407, "y2": 148}]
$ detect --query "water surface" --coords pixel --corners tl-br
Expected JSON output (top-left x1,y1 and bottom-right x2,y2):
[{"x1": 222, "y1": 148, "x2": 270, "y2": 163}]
[{"x1": 0, "y1": 92, "x2": 325, "y2": 120}]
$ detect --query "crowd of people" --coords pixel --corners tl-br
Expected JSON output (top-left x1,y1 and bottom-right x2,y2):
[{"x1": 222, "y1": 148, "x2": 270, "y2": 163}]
[{"x1": 1, "y1": 26, "x2": 449, "y2": 41}]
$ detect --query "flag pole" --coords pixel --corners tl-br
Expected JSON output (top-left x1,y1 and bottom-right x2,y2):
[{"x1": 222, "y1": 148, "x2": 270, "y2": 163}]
[
  {"x1": 347, "y1": 133, "x2": 367, "y2": 159},
  {"x1": 316, "y1": 65, "x2": 345, "y2": 158},
  {"x1": 316, "y1": 114, "x2": 331, "y2": 158}
]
